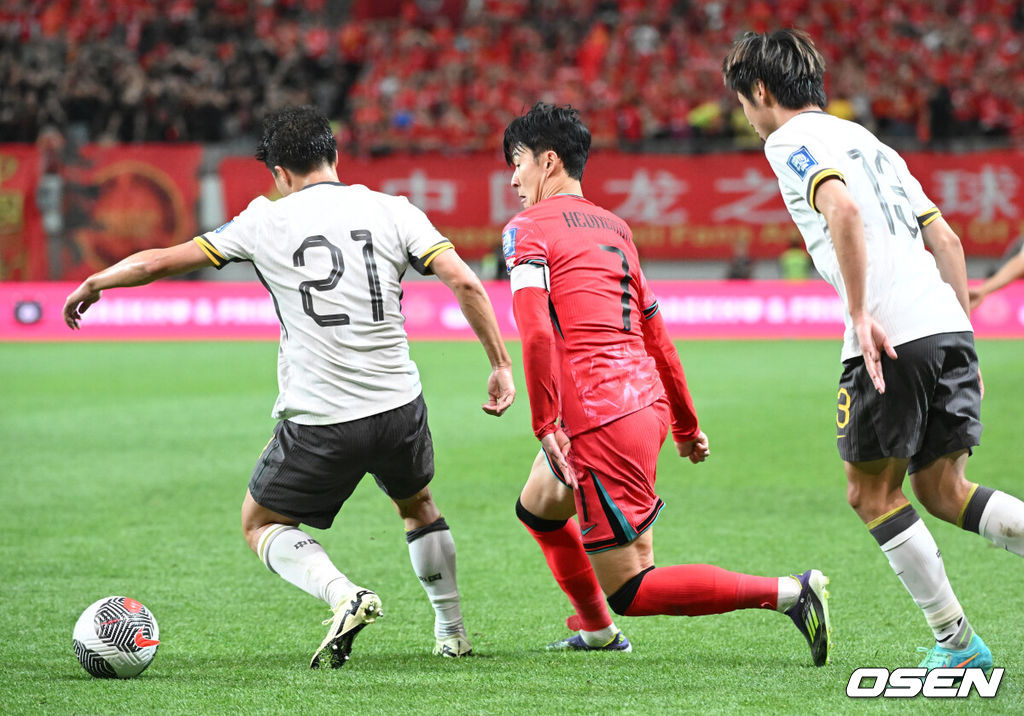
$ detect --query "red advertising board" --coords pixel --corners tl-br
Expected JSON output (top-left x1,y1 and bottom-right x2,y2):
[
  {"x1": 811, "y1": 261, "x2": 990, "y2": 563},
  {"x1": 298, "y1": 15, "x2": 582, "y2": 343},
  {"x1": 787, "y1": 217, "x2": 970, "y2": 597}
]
[
  {"x1": 219, "y1": 150, "x2": 1024, "y2": 261},
  {"x1": 0, "y1": 143, "x2": 202, "y2": 281},
  {"x1": 0, "y1": 145, "x2": 46, "y2": 280},
  {"x1": 5, "y1": 280, "x2": 1024, "y2": 342}
]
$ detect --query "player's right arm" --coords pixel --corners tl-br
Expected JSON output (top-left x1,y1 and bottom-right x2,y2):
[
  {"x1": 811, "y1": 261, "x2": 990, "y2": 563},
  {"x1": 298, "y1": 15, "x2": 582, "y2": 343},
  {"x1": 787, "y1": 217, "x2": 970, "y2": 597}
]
[
  {"x1": 969, "y1": 241, "x2": 1024, "y2": 311},
  {"x1": 63, "y1": 240, "x2": 213, "y2": 329},
  {"x1": 815, "y1": 177, "x2": 897, "y2": 393},
  {"x1": 430, "y1": 249, "x2": 515, "y2": 416}
]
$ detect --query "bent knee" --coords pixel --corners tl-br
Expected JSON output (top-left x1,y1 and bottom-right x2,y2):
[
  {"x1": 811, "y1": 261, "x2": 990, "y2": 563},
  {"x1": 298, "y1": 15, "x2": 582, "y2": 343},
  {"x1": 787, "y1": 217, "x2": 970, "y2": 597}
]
[
  {"x1": 394, "y1": 487, "x2": 439, "y2": 523},
  {"x1": 515, "y1": 497, "x2": 568, "y2": 532},
  {"x1": 606, "y1": 567, "x2": 654, "y2": 616}
]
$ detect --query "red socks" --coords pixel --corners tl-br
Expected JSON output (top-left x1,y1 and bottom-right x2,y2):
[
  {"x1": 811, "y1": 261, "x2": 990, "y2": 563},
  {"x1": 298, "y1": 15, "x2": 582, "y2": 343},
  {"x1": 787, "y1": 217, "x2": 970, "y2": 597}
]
[
  {"x1": 522, "y1": 518, "x2": 612, "y2": 632},
  {"x1": 624, "y1": 564, "x2": 777, "y2": 616}
]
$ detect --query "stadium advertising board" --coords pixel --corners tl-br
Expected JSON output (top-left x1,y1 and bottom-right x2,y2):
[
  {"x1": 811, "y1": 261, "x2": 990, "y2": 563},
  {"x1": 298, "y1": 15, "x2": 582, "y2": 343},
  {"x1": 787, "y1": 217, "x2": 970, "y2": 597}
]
[
  {"x1": 0, "y1": 145, "x2": 46, "y2": 280},
  {"x1": 2, "y1": 146, "x2": 1022, "y2": 279},
  {"x1": 0, "y1": 144, "x2": 202, "y2": 281},
  {"x1": 220, "y1": 150, "x2": 1024, "y2": 261},
  {"x1": 5, "y1": 280, "x2": 1024, "y2": 341}
]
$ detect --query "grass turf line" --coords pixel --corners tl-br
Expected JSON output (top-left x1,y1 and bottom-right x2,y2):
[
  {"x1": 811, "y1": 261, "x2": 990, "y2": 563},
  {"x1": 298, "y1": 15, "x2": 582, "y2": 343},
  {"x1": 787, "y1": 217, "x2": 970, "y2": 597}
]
[{"x1": 1, "y1": 340, "x2": 1022, "y2": 714}]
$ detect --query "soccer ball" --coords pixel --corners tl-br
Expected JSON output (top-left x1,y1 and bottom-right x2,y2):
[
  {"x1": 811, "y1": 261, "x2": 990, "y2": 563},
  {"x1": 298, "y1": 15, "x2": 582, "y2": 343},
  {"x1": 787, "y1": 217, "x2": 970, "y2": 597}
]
[{"x1": 72, "y1": 596, "x2": 160, "y2": 678}]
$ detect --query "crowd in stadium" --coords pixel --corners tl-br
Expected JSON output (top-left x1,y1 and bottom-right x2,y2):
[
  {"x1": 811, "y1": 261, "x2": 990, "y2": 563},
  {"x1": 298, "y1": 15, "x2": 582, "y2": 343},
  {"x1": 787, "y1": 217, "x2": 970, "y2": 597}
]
[{"x1": 2, "y1": 0, "x2": 1023, "y2": 153}]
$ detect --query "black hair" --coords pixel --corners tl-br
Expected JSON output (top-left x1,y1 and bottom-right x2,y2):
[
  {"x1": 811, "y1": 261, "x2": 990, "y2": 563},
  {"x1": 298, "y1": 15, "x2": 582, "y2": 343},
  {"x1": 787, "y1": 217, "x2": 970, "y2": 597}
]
[
  {"x1": 255, "y1": 105, "x2": 338, "y2": 174},
  {"x1": 502, "y1": 102, "x2": 591, "y2": 180},
  {"x1": 722, "y1": 29, "x2": 827, "y2": 109}
]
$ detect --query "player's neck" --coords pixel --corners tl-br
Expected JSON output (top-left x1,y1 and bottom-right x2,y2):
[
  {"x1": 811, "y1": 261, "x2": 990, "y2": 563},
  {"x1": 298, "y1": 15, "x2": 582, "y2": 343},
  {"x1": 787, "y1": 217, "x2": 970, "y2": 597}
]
[
  {"x1": 774, "y1": 105, "x2": 824, "y2": 131},
  {"x1": 293, "y1": 166, "x2": 341, "y2": 191},
  {"x1": 541, "y1": 178, "x2": 583, "y2": 203}
]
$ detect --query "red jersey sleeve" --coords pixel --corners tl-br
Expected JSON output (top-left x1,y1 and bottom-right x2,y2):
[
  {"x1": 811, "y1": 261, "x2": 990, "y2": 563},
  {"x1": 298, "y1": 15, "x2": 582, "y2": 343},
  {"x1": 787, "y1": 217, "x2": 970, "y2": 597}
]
[
  {"x1": 638, "y1": 277, "x2": 700, "y2": 442},
  {"x1": 513, "y1": 287, "x2": 559, "y2": 439},
  {"x1": 505, "y1": 213, "x2": 559, "y2": 439}
]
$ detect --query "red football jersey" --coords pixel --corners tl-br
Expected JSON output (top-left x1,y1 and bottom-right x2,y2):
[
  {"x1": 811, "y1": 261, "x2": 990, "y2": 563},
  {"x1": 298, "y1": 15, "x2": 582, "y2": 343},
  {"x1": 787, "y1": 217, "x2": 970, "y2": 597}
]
[{"x1": 504, "y1": 194, "x2": 669, "y2": 437}]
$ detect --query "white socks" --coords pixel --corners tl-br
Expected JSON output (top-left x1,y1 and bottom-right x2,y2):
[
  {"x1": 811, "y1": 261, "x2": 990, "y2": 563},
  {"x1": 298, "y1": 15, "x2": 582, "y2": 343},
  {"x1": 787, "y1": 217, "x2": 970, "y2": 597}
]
[
  {"x1": 257, "y1": 518, "x2": 466, "y2": 639},
  {"x1": 977, "y1": 490, "x2": 1024, "y2": 557},
  {"x1": 257, "y1": 524, "x2": 357, "y2": 608},
  {"x1": 580, "y1": 624, "x2": 619, "y2": 647},
  {"x1": 776, "y1": 576, "x2": 801, "y2": 612},
  {"x1": 406, "y1": 518, "x2": 464, "y2": 639},
  {"x1": 875, "y1": 514, "x2": 965, "y2": 644}
]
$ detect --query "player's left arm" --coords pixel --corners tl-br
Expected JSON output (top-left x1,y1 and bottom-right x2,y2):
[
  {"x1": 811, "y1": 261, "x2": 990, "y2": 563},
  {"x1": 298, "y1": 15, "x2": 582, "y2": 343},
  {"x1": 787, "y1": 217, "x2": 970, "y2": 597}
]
[
  {"x1": 920, "y1": 214, "x2": 970, "y2": 316},
  {"x1": 64, "y1": 240, "x2": 213, "y2": 329},
  {"x1": 639, "y1": 302, "x2": 708, "y2": 463}
]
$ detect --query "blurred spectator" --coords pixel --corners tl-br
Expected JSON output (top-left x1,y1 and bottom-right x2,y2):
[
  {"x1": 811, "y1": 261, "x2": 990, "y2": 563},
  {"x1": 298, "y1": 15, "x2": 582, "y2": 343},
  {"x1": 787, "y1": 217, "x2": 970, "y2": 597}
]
[
  {"x1": 1, "y1": 1, "x2": 1023, "y2": 153},
  {"x1": 725, "y1": 239, "x2": 753, "y2": 280},
  {"x1": 779, "y1": 236, "x2": 812, "y2": 281}
]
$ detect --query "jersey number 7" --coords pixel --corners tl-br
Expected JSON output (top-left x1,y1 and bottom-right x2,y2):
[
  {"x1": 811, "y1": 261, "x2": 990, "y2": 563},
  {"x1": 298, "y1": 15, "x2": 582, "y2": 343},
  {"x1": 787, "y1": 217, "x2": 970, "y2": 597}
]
[{"x1": 600, "y1": 244, "x2": 632, "y2": 332}]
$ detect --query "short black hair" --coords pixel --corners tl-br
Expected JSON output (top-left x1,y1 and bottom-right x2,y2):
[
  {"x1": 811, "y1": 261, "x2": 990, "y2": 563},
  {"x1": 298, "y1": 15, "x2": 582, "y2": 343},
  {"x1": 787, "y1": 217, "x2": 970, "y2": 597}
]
[
  {"x1": 255, "y1": 105, "x2": 338, "y2": 174},
  {"x1": 722, "y1": 29, "x2": 827, "y2": 109},
  {"x1": 502, "y1": 103, "x2": 591, "y2": 180}
]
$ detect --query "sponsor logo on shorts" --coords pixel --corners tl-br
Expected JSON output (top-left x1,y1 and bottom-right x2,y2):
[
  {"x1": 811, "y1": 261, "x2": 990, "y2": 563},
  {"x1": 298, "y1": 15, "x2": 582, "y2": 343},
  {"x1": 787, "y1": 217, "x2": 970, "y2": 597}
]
[{"x1": 846, "y1": 667, "x2": 1002, "y2": 698}]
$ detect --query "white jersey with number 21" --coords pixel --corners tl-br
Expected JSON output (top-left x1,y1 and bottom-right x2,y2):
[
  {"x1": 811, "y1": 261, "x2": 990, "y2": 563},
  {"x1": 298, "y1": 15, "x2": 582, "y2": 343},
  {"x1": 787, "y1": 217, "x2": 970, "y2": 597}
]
[
  {"x1": 195, "y1": 181, "x2": 454, "y2": 425},
  {"x1": 764, "y1": 111, "x2": 971, "y2": 361}
]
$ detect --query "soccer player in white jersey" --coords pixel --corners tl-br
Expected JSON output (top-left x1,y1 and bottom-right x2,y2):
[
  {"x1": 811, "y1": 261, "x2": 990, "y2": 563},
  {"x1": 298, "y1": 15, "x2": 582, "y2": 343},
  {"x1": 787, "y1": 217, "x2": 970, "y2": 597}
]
[
  {"x1": 63, "y1": 105, "x2": 516, "y2": 668},
  {"x1": 723, "y1": 29, "x2": 1024, "y2": 674}
]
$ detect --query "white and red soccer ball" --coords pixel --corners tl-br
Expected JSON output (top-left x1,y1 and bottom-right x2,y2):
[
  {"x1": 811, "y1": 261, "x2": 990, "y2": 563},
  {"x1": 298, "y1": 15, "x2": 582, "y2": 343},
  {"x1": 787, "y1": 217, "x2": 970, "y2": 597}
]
[{"x1": 73, "y1": 596, "x2": 160, "y2": 678}]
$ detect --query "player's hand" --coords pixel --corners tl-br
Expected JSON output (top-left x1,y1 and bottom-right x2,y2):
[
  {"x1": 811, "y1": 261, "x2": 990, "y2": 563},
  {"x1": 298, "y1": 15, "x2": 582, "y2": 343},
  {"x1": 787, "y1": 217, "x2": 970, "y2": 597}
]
[
  {"x1": 64, "y1": 281, "x2": 101, "y2": 330},
  {"x1": 482, "y1": 365, "x2": 515, "y2": 416},
  {"x1": 968, "y1": 288, "x2": 985, "y2": 311},
  {"x1": 675, "y1": 431, "x2": 709, "y2": 464},
  {"x1": 853, "y1": 312, "x2": 897, "y2": 394},
  {"x1": 541, "y1": 429, "x2": 576, "y2": 488}
]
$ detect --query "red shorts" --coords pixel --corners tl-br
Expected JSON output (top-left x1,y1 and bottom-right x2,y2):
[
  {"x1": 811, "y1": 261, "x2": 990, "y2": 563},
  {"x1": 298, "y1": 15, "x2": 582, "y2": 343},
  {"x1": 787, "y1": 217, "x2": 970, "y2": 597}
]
[{"x1": 569, "y1": 399, "x2": 669, "y2": 553}]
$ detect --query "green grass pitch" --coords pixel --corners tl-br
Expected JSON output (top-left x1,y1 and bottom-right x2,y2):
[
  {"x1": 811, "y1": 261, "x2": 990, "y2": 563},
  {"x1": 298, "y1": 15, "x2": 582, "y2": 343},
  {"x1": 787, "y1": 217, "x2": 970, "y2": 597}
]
[{"x1": 1, "y1": 339, "x2": 1022, "y2": 714}]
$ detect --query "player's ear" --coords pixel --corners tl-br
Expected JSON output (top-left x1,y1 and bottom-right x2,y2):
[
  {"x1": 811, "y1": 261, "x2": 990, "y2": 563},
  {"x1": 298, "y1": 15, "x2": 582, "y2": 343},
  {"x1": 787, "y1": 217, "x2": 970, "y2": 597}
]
[
  {"x1": 544, "y1": 150, "x2": 559, "y2": 173},
  {"x1": 274, "y1": 165, "x2": 291, "y2": 187}
]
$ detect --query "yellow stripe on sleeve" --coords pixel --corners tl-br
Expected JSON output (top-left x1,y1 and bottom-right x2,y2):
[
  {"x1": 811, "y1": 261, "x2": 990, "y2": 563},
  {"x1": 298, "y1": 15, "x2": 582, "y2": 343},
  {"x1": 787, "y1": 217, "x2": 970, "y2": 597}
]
[
  {"x1": 421, "y1": 241, "x2": 454, "y2": 269},
  {"x1": 918, "y1": 208, "x2": 942, "y2": 227},
  {"x1": 808, "y1": 169, "x2": 845, "y2": 213},
  {"x1": 193, "y1": 235, "x2": 228, "y2": 268}
]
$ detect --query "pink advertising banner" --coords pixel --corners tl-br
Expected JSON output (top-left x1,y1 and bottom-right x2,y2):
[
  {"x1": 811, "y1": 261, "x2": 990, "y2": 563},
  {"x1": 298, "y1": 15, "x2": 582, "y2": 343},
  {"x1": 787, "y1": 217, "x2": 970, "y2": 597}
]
[{"x1": 4, "y1": 280, "x2": 1024, "y2": 342}]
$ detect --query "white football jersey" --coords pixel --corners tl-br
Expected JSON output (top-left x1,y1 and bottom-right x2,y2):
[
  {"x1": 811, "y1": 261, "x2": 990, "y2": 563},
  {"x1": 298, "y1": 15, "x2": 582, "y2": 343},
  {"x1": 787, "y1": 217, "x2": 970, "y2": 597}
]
[
  {"x1": 195, "y1": 182, "x2": 453, "y2": 425},
  {"x1": 765, "y1": 112, "x2": 971, "y2": 361}
]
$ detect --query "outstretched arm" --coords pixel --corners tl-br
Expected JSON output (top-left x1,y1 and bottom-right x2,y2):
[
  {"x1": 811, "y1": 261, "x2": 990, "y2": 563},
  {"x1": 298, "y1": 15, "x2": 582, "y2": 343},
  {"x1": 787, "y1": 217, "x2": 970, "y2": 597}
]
[
  {"x1": 64, "y1": 240, "x2": 213, "y2": 329},
  {"x1": 969, "y1": 242, "x2": 1024, "y2": 311},
  {"x1": 816, "y1": 178, "x2": 896, "y2": 393},
  {"x1": 430, "y1": 249, "x2": 515, "y2": 416}
]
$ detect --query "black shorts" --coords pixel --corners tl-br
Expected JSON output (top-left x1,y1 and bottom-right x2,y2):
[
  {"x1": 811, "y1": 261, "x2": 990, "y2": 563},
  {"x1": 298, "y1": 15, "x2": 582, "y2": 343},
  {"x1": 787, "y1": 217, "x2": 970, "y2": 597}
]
[
  {"x1": 835, "y1": 331, "x2": 982, "y2": 474},
  {"x1": 248, "y1": 394, "x2": 434, "y2": 529}
]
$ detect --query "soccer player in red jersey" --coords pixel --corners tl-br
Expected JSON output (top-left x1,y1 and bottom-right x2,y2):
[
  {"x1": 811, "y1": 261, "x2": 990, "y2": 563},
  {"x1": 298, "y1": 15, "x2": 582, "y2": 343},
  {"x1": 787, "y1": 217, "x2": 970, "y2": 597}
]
[{"x1": 502, "y1": 103, "x2": 831, "y2": 665}]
